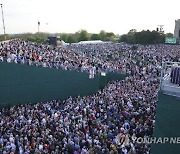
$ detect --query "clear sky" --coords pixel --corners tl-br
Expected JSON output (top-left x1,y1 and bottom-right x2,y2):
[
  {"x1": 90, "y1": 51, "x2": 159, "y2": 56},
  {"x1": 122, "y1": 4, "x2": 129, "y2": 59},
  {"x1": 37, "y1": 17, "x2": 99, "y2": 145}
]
[{"x1": 0, "y1": 0, "x2": 179, "y2": 35}]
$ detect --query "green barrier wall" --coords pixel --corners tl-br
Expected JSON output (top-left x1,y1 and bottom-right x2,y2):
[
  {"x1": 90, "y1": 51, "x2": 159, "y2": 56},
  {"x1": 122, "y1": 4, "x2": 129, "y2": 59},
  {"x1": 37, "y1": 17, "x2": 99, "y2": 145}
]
[
  {"x1": 0, "y1": 62, "x2": 127, "y2": 107},
  {"x1": 0, "y1": 62, "x2": 100, "y2": 107},
  {"x1": 151, "y1": 93, "x2": 180, "y2": 154}
]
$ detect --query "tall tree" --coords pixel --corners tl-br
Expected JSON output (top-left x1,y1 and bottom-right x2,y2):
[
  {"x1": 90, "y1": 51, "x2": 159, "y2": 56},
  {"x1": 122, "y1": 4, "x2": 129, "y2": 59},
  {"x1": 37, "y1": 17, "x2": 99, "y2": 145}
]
[
  {"x1": 99, "y1": 30, "x2": 106, "y2": 41},
  {"x1": 120, "y1": 29, "x2": 166, "y2": 44},
  {"x1": 61, "y1": 34, "x2": 68, "y2": 42},
  {"x1": 67, "y1": 35, "x2": 75, "y2": 43},
  {"x1": 90, "y1": 34, "x2": 100, "y2": 40},
  {"x1": 165, "y1": 33, "x2": 173, "y2": 37},
  {"x1": 119, "y1": 34, "x2": 128, "y2": 43},
  {"x1": 105, "y1": 32, "x2": 115, "y2": 41},
  {"x1": 78, "y1": 30, "x2": 89, "y2": 42},
  {"x1": 127, "y1": 29, "x2": 137, "y2": 44}
]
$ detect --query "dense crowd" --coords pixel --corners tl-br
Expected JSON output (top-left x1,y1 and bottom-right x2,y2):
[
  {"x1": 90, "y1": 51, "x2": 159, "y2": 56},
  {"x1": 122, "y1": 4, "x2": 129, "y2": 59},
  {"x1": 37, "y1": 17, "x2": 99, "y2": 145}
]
[
  {"x1": 0, "y1": 40, "x2": 180, "y2": 153},
  {"x1": 0, "y1": 40, "x2": 129, "y2": 74}
]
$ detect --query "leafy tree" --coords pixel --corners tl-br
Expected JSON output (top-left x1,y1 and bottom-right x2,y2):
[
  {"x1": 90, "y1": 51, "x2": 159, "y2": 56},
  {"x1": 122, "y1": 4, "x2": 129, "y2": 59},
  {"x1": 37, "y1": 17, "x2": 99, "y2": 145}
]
[
  {"x1": 105, "y1": 32, "x2": 115, "y2": 41},
  {"x1": 61, "y1": 34, "x2": 68, "y2": 42},
  {"x1": 165, "y1": 33, "x2": 173, "y2": 37},
  {"x1": 128, "y1": 29, "x2": 137, "y2": 35},
  {"x1": 78, "y1": 30, "x2": 89, "y2": 42},
  {"x1": 72, "y1": 32, "x2": 80, "y2": 42},
  {"x1": 134, "y1": 30, "x2": 165, "y2": 44},
  {"x1": 128, "y1": 34, "x2": 135, "y2": 44},
  {"x1": 119, "y1": 34, "x2": 128, "y2": 42},
  {"x1": 120, "y1": 29, "x2": 166, "y2": 44},
  {"x1": 90, "y1": 34, "x2": 100, "y2": 40},
  {"x1": 99, "y1": 30, "x2": 106, "y2": 41},
  {"x1": 0, "y1": 35, "x2": 12, "y2": 41},
  {"x1": 27, "y1": 36, "x2": 47, "y2": 44},
  {"x1": 67, "y1": 35, "x2": 75, "y2": 43},
  {"x1": 126, "y1": 29, "x2": 136, "y2": 44},
  {"x1": 106, "y1": 32, "x2": 115, "y2": 38}
]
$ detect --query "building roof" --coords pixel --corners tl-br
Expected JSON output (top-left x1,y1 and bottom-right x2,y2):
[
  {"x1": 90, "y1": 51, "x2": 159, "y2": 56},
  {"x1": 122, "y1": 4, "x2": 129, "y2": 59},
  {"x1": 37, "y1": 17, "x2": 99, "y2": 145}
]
[{"x1": 78, "y1": 40, "x2": 104, "y2": 44}]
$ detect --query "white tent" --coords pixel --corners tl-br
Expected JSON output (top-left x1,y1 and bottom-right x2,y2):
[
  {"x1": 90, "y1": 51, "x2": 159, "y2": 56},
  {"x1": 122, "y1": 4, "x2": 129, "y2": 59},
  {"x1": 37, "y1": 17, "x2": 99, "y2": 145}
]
[{"x1": 78, "y1": 40, "x2": 104, "y2": 44}]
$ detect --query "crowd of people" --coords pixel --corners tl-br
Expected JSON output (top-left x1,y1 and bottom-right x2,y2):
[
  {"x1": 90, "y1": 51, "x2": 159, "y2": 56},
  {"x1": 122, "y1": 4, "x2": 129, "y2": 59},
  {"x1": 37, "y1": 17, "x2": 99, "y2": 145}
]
[
  {"x1": 0, "y1": 40, "x2": 130, "y2": 74},
  {"x1": 0, "y1": 39, "x2": 180, "y2": 153}
]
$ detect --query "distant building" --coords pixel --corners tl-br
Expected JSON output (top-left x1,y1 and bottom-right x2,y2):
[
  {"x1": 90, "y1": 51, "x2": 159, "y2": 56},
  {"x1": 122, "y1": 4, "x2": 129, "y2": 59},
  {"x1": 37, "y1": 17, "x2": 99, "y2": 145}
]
[
  {"x1": 48, "y1": 36, "x2": 69, "y2": 47},
  {"x1": 174, "y1": 19, "x2": 180, "y2": 39}
]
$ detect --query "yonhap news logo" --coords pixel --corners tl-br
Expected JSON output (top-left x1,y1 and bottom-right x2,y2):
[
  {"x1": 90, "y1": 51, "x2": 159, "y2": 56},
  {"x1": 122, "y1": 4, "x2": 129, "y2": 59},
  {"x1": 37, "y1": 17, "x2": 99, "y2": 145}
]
[
  {"x1": 115, "y1": 134, "x2": 180, "y2": 145},
  {"x1": 132, "y1": 136, "x2": 180, "y2": 144}
]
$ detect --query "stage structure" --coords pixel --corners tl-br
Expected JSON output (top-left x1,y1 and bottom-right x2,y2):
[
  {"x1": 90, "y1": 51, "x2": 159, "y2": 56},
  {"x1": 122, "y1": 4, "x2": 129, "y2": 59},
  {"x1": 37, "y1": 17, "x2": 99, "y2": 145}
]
[
  {"x1": 160, "y1": 61, "x2": 180, "y2": 98},
  {"x1": 48, "y1": 36, "x2": 61, "y2": 46}
]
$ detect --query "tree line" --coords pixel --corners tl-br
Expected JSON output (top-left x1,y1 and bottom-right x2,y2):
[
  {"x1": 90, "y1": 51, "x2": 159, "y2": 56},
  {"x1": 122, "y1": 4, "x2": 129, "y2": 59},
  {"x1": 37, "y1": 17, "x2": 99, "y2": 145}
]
[
  {"x1": 119, "y1": 29, "x2": 173, "y2": 44},
  {"x1": 7, "y1": 30, "x2": 116, "y2": 44},
  {"x1": 60, "y1": 30, "x2": 116, "y2": 43},
  {"x1": 0, "y1": 29, "x2": 173, "y2": 44}
]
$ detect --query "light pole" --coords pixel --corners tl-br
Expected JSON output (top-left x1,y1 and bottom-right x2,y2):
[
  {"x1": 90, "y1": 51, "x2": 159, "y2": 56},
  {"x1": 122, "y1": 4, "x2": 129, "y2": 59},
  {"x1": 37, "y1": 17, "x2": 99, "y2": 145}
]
[
  {"x1": 38, "y1": 21, "x2": 40, "y2": 34},
  {"x1": 157, "y1": 25, "x2": 164, "y2": 34},
  {"x1": 0, "y1": 4, "x2": 6, "y2": 40}
]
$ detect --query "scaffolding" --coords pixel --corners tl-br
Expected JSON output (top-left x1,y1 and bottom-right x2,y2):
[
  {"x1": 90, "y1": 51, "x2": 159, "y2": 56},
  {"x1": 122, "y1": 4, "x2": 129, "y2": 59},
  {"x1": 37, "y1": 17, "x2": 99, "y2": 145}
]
[{"x1": 160, "y1": 61, "x2": 180, "y2": 98}]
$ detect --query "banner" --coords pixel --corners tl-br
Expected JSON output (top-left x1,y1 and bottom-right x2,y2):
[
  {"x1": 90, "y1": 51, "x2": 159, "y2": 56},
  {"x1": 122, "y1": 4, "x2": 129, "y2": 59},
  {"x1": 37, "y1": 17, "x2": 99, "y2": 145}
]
[{"x1": 165, "y1": 37, "x2": 176, "y2": 44}]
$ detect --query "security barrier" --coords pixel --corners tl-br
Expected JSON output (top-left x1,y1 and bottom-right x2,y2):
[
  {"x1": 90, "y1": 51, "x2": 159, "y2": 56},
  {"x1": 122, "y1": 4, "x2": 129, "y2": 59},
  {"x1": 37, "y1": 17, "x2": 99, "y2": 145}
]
[{"x1": 0, "y1": 62, "x2": 127, "y2": 107}]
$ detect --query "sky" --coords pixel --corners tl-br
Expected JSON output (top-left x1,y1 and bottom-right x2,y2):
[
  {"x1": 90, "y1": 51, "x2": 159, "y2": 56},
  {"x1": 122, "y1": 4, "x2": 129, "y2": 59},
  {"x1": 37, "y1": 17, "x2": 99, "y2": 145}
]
[{"x1": 0, "y1": 0, "x2": 179, "y2": 35}]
